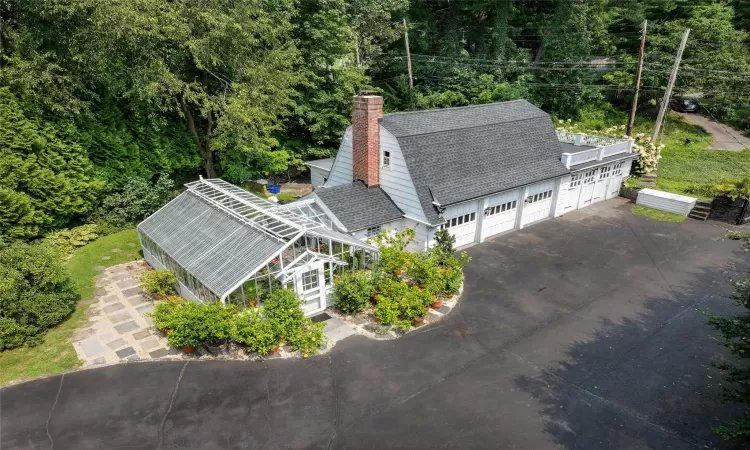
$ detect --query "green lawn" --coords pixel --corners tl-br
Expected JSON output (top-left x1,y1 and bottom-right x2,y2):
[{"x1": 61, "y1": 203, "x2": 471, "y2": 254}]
[
  {"x1": 0, "y1": 229, "x2": 141, "y2": 386},
  {"x1": 631, "y1": 205, "x2": 687, "y2": 223}
]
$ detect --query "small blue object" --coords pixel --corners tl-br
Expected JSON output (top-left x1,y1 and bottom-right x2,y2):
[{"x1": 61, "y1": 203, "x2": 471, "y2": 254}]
[{"x1": 267, "y1": 185, "x2": 281, "y2": 194}]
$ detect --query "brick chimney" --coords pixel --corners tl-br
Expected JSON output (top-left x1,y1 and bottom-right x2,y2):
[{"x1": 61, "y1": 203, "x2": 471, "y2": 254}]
[{"x1": 352, "y1": 93, "x2": 383, "y2": 187}]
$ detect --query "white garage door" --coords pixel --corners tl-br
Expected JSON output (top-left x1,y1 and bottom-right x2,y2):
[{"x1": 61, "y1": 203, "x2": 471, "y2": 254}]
[
  {"x1": 577, "y1": 168, "x2": 598, "y2": 209},
  {"x1": 440, "y1": 206, "x2": 477, "y2": 248},
  {"x1": 482, "y1": 190, "x2": 519, "y2": 238},
  {"x1": 562, "y1": 173, "x2": 583, "y2": 212},
  {"x1": 607, "y1": 162, "x2": 625, "y2": 199},
  {"x1": 592, "y1": 165, "x2": 612, "y2": 204},
  {"x1": 522, "y1": 180, "x2": 556, "y2": 227}
]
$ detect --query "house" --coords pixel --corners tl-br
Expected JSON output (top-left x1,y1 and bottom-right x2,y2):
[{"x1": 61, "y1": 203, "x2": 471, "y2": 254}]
[
  {"x1": 305, "y1": 157, "x2": 335, "y2": 187},
  {"x1": 137, "y1": 95, "x2": 637, "y2": 315},
  {"x1": 303, "y1": 94, "x2": 638, "y2": 249}
]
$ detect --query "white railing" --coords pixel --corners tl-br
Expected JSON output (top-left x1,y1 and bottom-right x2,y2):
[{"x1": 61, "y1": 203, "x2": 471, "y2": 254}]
[{"x1": 557, "y1": 131, "x2": 634, "y2": 168}]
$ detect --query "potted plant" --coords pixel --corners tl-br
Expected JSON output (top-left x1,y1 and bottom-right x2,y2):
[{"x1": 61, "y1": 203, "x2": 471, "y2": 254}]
[
  {"x1": 401, "y1": 287, "x2": 429, "y2": 324},
  {"x1": 147, "y1": 297, "x2": 183, "y2": 335},
  {"x1": 234, "y1": 308, "x2": 281, "y2": 355},
  {"x1": 202, "y1": 303, "x2": 238, "y2": 355},
  {"x1": 165, "y1": 302, "x2": 205, "y2": 353}
]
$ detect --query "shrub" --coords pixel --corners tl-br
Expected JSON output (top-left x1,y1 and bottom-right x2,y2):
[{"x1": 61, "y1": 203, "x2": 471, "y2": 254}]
[
  {"x1": 0, "y1": 242, "x2": 79, "y2": 350},
  {"x1": 201, "y1": 302, "x2": 238, "y2": 345},
  {"x1": 263, "y1": 289, "x2": 305, "y2": 341},
  {"x1": 147, "y1": 296, "x2": 184, "y2": 330},
  {"x1": 408, "y1": 254, "x2": 445, "y2": 296},
  {"x1": 434, "y1": 229, "x2": 456, "y2": 255},
  {"x1": 140, "y1": 270, "x2": 177, "y2": 298},
  {"x1": 93, "y1": 173, "x2": 177, "y2": 227},
  {"x1": 165, "y1": 302, "x2": 205, "y2": 348},
  {"x1": 370, "y1": 229, "x2": 417, "y2": 276},
  {"x1": 234, "y1": 308, "x2": 280, "y2": 355},
  {"x1": 165, "y1": 301, "x2": 238, "y2": 348},
  {"x1": 374, "y1": 295, "x2": 402, "y2": 326},
  {"x1": 43, "y1": 224, "x2": 100, "y2": 257},
  {"x1": 288, "y1": 319, "x2": 325, "y2": 357},
  {"x1": 332, "y1": 271, "x2": 373, "y2": 314}
]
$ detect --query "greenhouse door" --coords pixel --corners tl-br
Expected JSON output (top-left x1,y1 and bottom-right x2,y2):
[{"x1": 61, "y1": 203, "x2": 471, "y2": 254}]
[{"x1": 296, "y1": 262, "x2": 327, "y2": 316}]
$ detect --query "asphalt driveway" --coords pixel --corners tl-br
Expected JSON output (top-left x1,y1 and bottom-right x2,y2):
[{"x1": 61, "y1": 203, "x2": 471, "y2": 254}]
[
  {"x1": 678, "y1": 112, "x2": 750, "y2": 151},
  {"x1": 3, "y1": 199, "x2": 749, "y2": 449}
]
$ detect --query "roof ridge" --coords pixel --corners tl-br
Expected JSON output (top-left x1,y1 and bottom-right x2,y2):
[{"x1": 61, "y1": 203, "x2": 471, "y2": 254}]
[
  {"x1": 382, "y1": 99, "x2": 535, "y2": 118},
  {"x1": 391, "y1": 114, "x2": 554, "y2": 139}
]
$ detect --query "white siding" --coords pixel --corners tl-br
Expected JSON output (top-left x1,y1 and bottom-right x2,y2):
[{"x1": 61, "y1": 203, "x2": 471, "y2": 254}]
[
  {"x1": 379, "y1": 127, "x2": 429, "y2": 223},
  {"x1": 636, "y1": 189, "x2": 696, "y2": 215},
  {"x1": 310, "y1": 167, "x2": 330, "y2": 188},
  {"x1": 352, "y1": 219, "x2": 403, "y2": 241},
  {"x1": 326, "y1": 127, "x2": 353, "y2": 187}
]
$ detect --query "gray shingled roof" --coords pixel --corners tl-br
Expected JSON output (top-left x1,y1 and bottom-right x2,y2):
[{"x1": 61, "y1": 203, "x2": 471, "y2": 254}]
[
  {"x1": 381, "y1": 100, "x2": 570, "y2": 225},
  {"x1": 314, "y1": 182, "x2": 404, "y2": 231},
  {"x1": 138, "y1": 191, "x2": 284, "y2": 297},
  {"x1": 305, "y1": 157, "x2": 335, "y2": 172}
]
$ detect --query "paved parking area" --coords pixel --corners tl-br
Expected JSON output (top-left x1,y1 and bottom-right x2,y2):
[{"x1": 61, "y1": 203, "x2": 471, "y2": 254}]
[{"x1": 3, "y1": 199, "x2": 749, "y2": 449}]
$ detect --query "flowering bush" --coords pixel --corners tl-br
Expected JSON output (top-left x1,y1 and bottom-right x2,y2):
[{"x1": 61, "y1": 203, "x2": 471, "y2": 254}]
[
  {"x1": 332, "y1": 271, "x2": 374, "y2": 314},
  {"x1": 556, "y1": 122, "x2": 662, "y2": 175}
]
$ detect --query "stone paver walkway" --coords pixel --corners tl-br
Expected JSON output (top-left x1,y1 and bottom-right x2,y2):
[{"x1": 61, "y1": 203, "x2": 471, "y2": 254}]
[
  {"x1": 72, "y1": 261, "x2": 356, "y2": 367},
  {"x1": 72, "y1": 262, "x2": 176, "y2": 366}
]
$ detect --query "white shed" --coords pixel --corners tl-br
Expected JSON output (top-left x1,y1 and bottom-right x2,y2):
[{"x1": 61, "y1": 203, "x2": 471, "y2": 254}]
[{"x1": 305, "y1": 158, "x2": 335, "y2": 188}]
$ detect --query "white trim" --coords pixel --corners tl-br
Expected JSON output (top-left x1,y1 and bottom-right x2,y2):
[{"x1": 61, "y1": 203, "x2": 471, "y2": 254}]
[
  {"x1": 305, "y1": 162, "x2": 333, "y2": 172},
  {"x1": 309, "y1": 194, "x2": 349, "y2": 232},
  {"x1": 219, "y1": 230, "x2": 306, "y2": 303}
]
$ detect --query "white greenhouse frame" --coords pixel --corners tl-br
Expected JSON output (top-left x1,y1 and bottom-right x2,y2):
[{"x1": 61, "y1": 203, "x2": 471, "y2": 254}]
[{"x1": 137, "y1": 178, "x2": 378, "y2": 309}]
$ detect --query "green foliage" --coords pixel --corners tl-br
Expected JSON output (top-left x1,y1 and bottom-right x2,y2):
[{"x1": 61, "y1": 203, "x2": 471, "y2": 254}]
[
  {"x1": 370, "y1": 228, "x2": 416, "y2": 276},
  {"x1": 708, "y1": 271, "x2": 750, "y2": 441},
  {"x1": 93, "y1": 173, "x2": 177, "y2": 228},
  {"x1": 332, "y1": 271, "x2": 374, "y2": 314},
  {"x1": 147, "y1": 297, "x2": 184, "y2": 331},
  {"x1": 43, "y1": 224, "x2": 100, "y2": 257},
  {"x1": 139, "y1": 270, "x2": 177, "y2": 299},
  {"x1": 288, "y1": 319, "x2": 325, "y2": 358},
  {"x1": 685, "y1": 179, "x2": 750, "y2": 200},
  {"x1": 373, "y1": 295, "x2": 403, "y2": 328},
  {"x1": 408, "y1": 254, "x2": 445, "y2": 296},
  {"x1": 165, "y1": 301, "x2": 238, "y2": 348},
  {"x1": 631, "y1": 205, "x2": 686, "y2": 223},
  {"x1": 434, "y1": 229, "x2": 456, "y2": 256},
  {"x1": 233, "y1": 308, "x2": 280, "y2": 355},
  {"x1": 263, "y1": 288, "x2": 306, "y2": 342},
  {"x1": 0, "y1": 242, "x2": 79, "y2": 350},
  {"x1": 0, "y1": 88, "x2": 103, "y2": 240}
]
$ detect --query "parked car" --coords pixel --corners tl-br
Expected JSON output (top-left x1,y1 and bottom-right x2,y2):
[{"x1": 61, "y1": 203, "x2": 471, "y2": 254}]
[{"x1": 670, "y1": 98, "x2": 699, "y2": 113}]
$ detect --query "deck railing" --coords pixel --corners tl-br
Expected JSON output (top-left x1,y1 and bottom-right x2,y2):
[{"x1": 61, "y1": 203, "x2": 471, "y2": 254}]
[{"x1": 558, "y1": 131, "x2": 634, "y2": 169}]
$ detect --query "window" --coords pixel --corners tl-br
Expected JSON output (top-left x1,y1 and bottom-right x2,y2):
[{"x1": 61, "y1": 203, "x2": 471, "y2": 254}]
[
  {"x1": 612, "y1": 162, "x2": 624, "y2": 176},
  {"x1": 526, "y1": 190, "x2": 553, "y2": 204},
  {"x1": 301, "y1": 270, "x2": 319, "y2": 291},
  {"x1": 583, "y1": 169, "x2": 597, "y2": 184},
  {"x1": 599, "y1": 166, "x2": 611, "y2": 180},
  {"x1": 440, "y1": 212, "x2": 476, "y2": 229},
  {"x1": 365, "y1": 225, "x2": 381, "y2": 237},
  {"x1": 383, "y1": 150, "x2": 390, "y2": 168},
  {"x1": 485, "y1": 200, "x2": 517, "y2": 217},
  {"x1": 569, "y1": 173, "x2": 582, "y2": 189}
]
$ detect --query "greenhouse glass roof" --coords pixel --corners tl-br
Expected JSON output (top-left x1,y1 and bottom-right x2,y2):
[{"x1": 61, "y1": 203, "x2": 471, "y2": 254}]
[{"x1": 138, "y1": 178, "x2": 377, "y2": 300}]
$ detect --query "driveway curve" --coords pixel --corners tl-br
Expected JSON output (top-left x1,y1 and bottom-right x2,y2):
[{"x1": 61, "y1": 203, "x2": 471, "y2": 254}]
[
  {"x1": 2, "y1": 200, "x2": 749, "y2": 449},
  {"x1": 678, "y1": 112, "x2": 750, "y2": 151}
]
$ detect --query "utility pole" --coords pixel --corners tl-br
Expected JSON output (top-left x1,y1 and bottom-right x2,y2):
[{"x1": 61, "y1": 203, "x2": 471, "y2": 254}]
[
  {"x1": 403, "y1": 18, "x2": 413, "y2": 89},
  {"x1": 651, "y1": 28, "x2": 690, "y2": 144},
  {"x1": 626, "y1": 20, "x2": 647, "y2": 137}
]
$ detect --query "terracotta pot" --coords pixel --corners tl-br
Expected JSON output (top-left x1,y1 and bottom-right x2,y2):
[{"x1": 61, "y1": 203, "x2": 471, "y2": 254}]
[
  {"x1": 394, "y1": 269, "x2": 403, "y2": 276},
  {"x1": 413, "y1": 317, "x2": 425, "y2": 324},
  {"x1": 269, "y1": 344, "x2": 280, "y2": 354},
  {"x1": 181, "y1": 345, "x2": 196, "y2": 354},
  {"x1": 371, "y1": 295, "x2": 378, "y2": 302},
  {"x1": 431, "y1": 300, "x2": 443, "y2": 309},
  {"x1": 424, "y1": 306, "x2": 430, "y2": 313},
  {"x1": 374, "y1": 317, "x2": 381, "y2": 324},
  {"x1": 162, "y1": 329, "x2": 172, "y2": 337}
]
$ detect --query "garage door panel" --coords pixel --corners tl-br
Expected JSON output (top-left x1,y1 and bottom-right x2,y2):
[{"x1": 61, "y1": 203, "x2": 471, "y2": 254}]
[
  {"x1": 483, "y1": 190, "x2": 520, "y2": 238},
  {"x1": 440, "y1": 203, "x2": 478, "y2": 247},
  {"x1": 521, "y1": 180, "x2": 556, "y2": 227}
]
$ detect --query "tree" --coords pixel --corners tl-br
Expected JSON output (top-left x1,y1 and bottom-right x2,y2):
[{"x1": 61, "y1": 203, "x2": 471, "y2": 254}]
[
  {"x1": 0, "y1": 242, "x2": 79, "y2": 350},
  {"x1": 708, "y1": 269, "x2": 750, "y2": 441},
  {"x1": 0, "y1": 87, "x2": 102, "y2": 239}
]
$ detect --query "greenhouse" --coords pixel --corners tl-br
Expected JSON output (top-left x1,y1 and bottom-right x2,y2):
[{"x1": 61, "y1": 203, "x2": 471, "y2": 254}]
[{"x1": 137, "y1": 178, "x2": 378, "y2": 316}]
